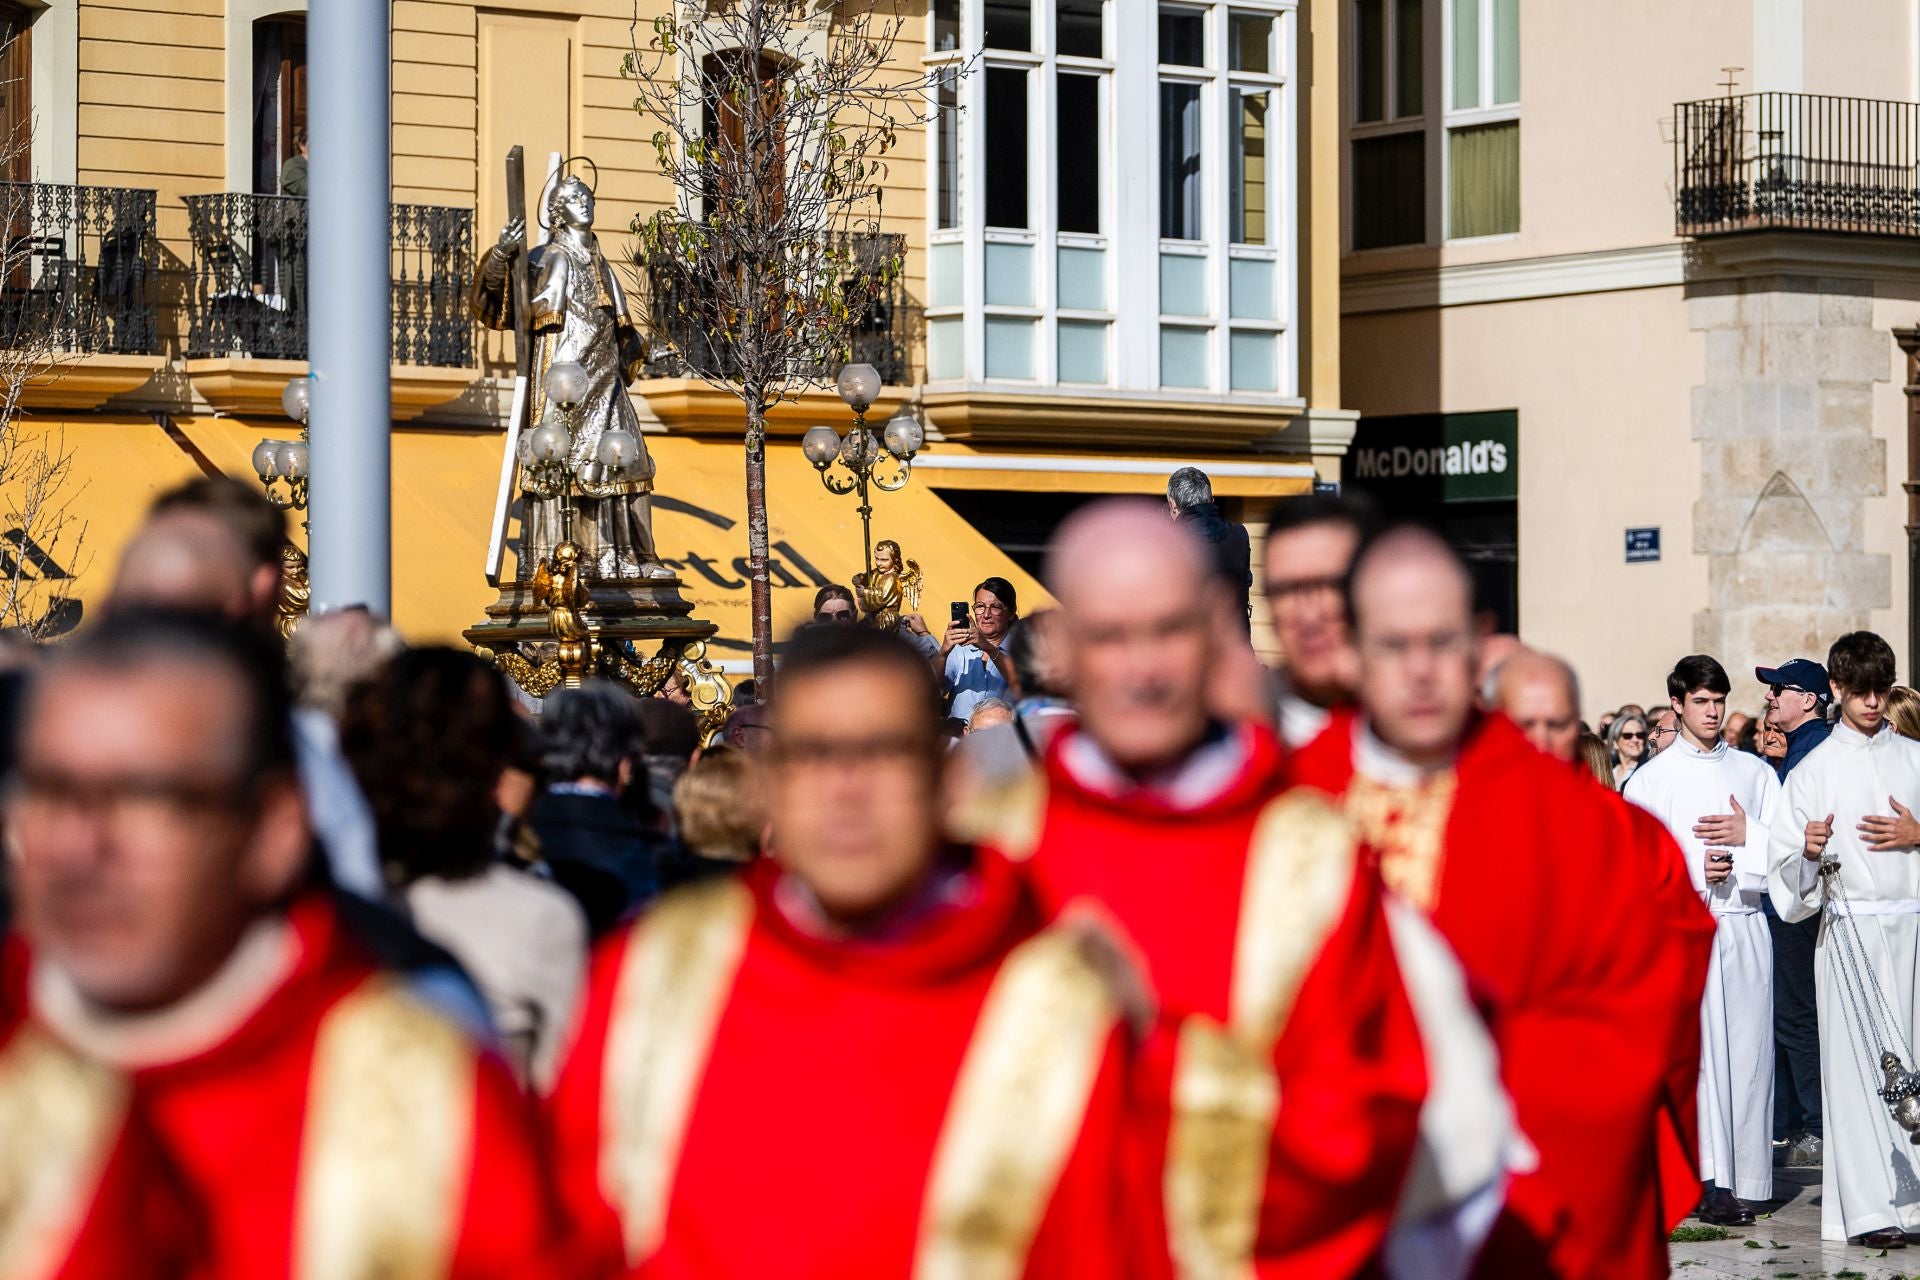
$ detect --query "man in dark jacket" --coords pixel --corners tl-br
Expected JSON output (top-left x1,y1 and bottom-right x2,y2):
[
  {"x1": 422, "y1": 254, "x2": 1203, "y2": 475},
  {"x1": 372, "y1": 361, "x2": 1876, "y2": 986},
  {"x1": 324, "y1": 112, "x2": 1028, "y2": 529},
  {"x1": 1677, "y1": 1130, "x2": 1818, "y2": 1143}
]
[
  {"x1": 529, "y1": 682, "x2": 659, "y2": 935},
  {"x1": 1167, "y1": 466, "x2": 1252, "y2": 631},
  {"x1": 1755, "y1": 655, "x2": 1833, "y2": 1171}
]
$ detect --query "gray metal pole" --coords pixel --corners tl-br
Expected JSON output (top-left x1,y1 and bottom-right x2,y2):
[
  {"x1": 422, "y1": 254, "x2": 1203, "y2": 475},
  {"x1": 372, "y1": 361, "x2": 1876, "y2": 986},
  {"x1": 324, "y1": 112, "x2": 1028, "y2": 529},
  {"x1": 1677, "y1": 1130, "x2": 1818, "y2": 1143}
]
[{"x1": 306, "y1": 1, "x2": 392, "y2": 616}]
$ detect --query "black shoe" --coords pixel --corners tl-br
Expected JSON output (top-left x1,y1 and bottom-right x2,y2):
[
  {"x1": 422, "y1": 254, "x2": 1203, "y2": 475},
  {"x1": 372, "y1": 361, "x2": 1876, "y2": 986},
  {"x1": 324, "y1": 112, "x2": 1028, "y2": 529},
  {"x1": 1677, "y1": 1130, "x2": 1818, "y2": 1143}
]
[
  {"x1": 1698, "y1": 1185, "x2": 1756, "y2": 1226},
  {"x1": 1850, "y1": 1227, "x2": 1907, "y2": 1248}
]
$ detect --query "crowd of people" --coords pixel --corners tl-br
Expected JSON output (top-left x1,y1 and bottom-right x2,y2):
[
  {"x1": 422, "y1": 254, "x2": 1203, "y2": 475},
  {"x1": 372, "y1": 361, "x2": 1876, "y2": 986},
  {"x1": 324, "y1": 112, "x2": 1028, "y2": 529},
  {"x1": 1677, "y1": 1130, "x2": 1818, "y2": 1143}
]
[{"x1": 3, "y1": 463, "x2": 1918, "y2": 1277}]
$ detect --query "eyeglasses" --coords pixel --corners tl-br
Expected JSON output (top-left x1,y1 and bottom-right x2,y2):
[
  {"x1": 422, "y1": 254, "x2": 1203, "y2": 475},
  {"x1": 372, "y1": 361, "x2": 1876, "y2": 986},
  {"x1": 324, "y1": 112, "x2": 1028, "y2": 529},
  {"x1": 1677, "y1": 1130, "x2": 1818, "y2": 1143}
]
[
  {"x1": 1649, "y1": 725, "x2": 1677, "y2": 738},
  {"x1": 973, "y1": 601, "x2": 1010, "y2": 616},
  {"x1": 7, "y1": 768, "x2": 258, "y2": 840},
  {"x1": 815, "y1": 608, "x2": 855, "y2": 622},
  {"x1": 1618, "y1": 731, "x2": 1645, "y2": 740},
  {"x1": 1767, "y1": 683, "x2": 1809, "y2": 697}
]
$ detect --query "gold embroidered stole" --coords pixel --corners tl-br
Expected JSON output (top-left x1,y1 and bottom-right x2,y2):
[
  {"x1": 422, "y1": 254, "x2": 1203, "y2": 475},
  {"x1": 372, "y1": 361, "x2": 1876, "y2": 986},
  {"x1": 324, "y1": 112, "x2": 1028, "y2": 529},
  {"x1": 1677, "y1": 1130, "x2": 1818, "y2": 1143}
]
[
  {"x1": 1164, "y1": 789, "x2": 1362, "y2": 1280},
  {"x1": 945, "y1": 768, "x2": 1049, "y2": 863},
  {"x1": 1343, "y1": 771, "x2": 1458, "y2": 912},
  {"x1": 294, "y1": 978, "x2": 475, "y2": 1280},
  {"x1": 599, "y1": 878, "x2": 754, "y2": 1268},
  {"x1": 912, "y1": 928, "x2": 1119, "y2": 1280},
  {"x1": 0, "y1": 1026, "x2": 129, "y2": 1280}
]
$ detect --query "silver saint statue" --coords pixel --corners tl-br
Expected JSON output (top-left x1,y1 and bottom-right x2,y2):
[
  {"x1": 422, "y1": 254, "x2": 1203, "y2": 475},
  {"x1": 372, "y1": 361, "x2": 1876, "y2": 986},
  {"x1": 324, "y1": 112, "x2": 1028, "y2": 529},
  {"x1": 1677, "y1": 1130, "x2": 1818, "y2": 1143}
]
[{"x1": 472, "y1": 174, "x2": 664, "y2": 580}]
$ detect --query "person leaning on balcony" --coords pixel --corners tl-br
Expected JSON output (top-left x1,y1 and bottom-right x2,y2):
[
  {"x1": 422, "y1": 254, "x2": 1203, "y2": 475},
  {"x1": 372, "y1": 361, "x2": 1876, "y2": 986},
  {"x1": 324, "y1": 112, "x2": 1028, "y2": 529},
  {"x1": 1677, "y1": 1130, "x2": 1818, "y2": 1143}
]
[{"x1": 279, "y1": 129, "x2": 308, "y2": 198}]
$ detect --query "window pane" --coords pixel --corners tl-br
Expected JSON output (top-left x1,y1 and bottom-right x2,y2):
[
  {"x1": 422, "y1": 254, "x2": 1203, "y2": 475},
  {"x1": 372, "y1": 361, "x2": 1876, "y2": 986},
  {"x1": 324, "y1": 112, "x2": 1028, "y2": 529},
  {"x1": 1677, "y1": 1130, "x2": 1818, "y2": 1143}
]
[
  {"x1": 1158, "y1": 81, "x2": 1203, "y2": 238},
  {"x1": 985, "y1": 316, "x2": 1036, "y2": 379},
  {"x1": 1159, "y1": 7, "x2": 1205, "y2": 67},
  {"x1": 930, "y1": 242, "x2": 963, "y2": 307},
  {"x1": 1394, "y1": 0, "x2": 1421, "y2": 117},
  {"x1": 985, "y1": 66, "x2": 1030, "y2": 228},
  {"x1": 1160, "y1": 326, "x2": 1210, "y2": 388},
  {"x1": 1448, "y1": 120, "x2": 1518, "y2": 237},
  {"x1": 1351, "y1": 133, "x2": 1424, "y2": 249},
  {"x1": 1230, "y1": 13, "x2": 1272, "y2": 73},
  {"x1": 1058, "y1": 73, "x2": 1101, "y2": 233},
  {"x1": 928, "y1": 316, "x2": 964, "y2": 380},
  {"x1": 1231, "y1": 89, "x2": 1268, "y2": 244},
  {"x1": 985, "y1": 242, "x2": 1034, "y2": 306},
  {"x1": 1159, "y1": 252, "x2": 1208, "y2": 315},
  {"x1": 1058, "y1": 0, "x2": 1103, "y2": 58},
  {"x1": 1229, "y1": 257, "x2": 1275, "y2": 319},
  {"x1": 1058, "y1": 246, "x2": 1106, "y2": 309},
  {"x1": 1355, "y1": 0, "x2": 1384, "y2": 122},
  {"x1": 1230, "y1": 330, "x2": 1277, "y2": 391},
  {"x1": 936, "y1": 68, "x2": 960, "y2": 229},
  {"x1": 985, "y1": 0, "x2": 1031, "y2": 51},
  {"x1": 1451, "y1": 0, "x2": 1479, "y2": 110},
  {"x1": 1493, "y1": 0, "x2": 1518, "y2": 103},
  {"x1": 1058, "y1": 320, "x2": 1109, "y2": 383},
  {"x1": 933, "y1": 0, "x2": 961, "y2": 53}
]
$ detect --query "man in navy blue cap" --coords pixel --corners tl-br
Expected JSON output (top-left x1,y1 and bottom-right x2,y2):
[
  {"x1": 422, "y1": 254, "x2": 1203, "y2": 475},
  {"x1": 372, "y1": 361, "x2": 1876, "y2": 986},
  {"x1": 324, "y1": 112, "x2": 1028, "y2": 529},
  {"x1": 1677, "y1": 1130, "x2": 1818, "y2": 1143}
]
[{"x1": 1756, "y1": 655, "x2": 1832, "y2": 1171}]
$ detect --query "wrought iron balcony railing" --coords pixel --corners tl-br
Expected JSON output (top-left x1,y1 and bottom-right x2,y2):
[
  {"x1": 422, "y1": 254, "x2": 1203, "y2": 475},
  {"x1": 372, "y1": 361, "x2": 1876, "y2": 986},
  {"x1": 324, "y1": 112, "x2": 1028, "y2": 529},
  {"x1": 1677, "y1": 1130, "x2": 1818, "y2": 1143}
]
[
  {"x1": 639, "y1": 230, "x2": 909, "y2": 386},
  {"x1": 1676, "y1": 92, "x2": 1920, "y2": 238},
  {"x1": 0, "y1": 182, "x2": 158, "y2": 355},
  {"x1": 184, "y1": 193, "x2": 475, "y2": 367}
]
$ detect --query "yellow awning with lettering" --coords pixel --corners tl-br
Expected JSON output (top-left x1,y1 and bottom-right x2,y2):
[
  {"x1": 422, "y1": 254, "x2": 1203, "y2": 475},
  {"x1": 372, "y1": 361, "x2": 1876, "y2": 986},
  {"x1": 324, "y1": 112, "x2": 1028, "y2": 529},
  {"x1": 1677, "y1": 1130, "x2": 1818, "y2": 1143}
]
[
  {"x1": 910, "y1": 443, "x2": 1319, "y2": 496},
  {"x1": 0, "y1": 414, "x2": 210, "y2": 633},
  {"x1": 174, "y1": 419, "x2": 1050, "y2": 656}
]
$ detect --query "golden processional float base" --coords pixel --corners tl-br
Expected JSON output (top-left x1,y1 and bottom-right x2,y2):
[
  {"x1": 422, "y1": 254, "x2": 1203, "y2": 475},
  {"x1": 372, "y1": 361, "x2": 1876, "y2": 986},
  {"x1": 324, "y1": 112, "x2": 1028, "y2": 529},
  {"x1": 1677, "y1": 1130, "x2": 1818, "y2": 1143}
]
[{"x1": 463, "y1": 548, "x2": 733, "y2": 742}]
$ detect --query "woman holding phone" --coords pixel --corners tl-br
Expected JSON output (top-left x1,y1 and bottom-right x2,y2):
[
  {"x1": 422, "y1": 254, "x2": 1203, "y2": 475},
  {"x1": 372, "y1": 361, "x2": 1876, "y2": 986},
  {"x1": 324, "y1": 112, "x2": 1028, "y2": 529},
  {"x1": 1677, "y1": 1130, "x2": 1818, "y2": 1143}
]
[{"x1": 938, "y1": 577, "x2": 1018, "y2": 722}]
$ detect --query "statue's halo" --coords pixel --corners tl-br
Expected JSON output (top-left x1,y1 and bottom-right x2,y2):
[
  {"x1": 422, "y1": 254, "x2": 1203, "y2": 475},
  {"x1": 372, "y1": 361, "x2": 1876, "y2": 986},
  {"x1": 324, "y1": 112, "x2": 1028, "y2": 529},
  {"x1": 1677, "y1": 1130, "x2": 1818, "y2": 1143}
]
[{"x1": 537, "y1": 156, "x2": 602, "y2": 231}]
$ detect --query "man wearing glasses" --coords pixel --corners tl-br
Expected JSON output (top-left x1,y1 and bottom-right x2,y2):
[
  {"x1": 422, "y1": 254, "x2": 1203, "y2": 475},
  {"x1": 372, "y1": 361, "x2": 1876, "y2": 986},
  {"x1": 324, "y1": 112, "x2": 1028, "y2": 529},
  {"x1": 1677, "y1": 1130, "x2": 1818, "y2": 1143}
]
[
  {"x1": 1755, "y1": 657, "x2": 1833, "y2": 1174},
  {"x1": 1647, "y1": 708, "x2": 1681, "y2": 757}
]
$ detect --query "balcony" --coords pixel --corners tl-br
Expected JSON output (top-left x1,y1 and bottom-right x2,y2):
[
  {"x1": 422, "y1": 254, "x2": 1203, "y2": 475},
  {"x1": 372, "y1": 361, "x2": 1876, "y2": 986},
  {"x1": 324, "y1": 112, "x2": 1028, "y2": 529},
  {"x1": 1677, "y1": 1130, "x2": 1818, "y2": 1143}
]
[
  {"x1": 0, "y1": 182, "x2": 158, "y2": 356},
  {"x1": 1676, "y1": 92, "x2": 1920, "y2": 238},
  {"x1": 639, "y1": 230, "x2": 909, "y2": 386},
  {"x1": 184, "y1": 193, "x2": 475, "y2": 368}
]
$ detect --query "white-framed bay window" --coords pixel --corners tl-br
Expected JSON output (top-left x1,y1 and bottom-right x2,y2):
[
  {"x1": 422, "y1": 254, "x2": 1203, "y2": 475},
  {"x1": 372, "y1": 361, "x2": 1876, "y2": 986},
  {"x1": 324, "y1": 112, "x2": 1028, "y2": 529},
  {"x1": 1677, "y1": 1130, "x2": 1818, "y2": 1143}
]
[{"x1": 927, "y1": 0, "x2": 1299, "y2": 398}]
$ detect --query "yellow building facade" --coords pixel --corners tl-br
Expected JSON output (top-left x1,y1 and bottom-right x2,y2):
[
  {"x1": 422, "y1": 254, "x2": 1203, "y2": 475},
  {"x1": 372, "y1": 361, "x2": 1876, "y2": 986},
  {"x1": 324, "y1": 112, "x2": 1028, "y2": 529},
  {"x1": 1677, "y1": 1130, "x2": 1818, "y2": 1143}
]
[{"x1": 7, "y1": 0, "x2": 1349, "y2": 662}]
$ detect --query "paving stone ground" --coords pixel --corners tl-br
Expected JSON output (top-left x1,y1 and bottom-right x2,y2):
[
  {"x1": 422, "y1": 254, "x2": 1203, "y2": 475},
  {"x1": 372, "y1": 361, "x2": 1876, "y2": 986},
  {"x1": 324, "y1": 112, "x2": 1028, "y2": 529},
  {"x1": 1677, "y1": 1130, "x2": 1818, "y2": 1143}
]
[{"x1": 1670, "y1": 1168, "x2": 1918, "y2": 1279}]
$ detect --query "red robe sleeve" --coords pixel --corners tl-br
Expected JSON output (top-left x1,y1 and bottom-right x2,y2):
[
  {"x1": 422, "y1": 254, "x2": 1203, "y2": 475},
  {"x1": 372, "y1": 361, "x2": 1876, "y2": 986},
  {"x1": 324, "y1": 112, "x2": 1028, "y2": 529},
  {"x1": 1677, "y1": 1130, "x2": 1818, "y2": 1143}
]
[
  {"x1": 1020, "y1": 1026, "x2": 1138, "y2": 1280},
  {"x1": 449, "y1": 1050, "x2": 577, "y2": 1280}
]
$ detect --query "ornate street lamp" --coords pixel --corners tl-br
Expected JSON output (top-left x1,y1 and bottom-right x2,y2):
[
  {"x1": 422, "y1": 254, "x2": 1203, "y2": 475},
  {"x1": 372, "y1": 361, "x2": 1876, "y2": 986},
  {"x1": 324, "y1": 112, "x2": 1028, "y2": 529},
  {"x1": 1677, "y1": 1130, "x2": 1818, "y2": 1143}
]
[
  {"x1": 253, "y1": 378, "x2": 313, "y2": 530},
  {"x1": 803, "y1": 362, "x2": 923, "y2": 574}
]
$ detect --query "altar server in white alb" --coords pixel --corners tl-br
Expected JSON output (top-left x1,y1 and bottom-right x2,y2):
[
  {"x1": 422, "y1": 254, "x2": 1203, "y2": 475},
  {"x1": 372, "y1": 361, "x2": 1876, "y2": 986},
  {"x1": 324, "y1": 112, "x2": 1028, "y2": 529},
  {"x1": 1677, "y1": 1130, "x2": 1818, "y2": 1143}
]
[
  {"x1": 1769, "y1": 630, "x2": 1920, "y2": 1250},
  {"x1": 1624, "y1": 653, "x2": 1779, "y2": 1228}
]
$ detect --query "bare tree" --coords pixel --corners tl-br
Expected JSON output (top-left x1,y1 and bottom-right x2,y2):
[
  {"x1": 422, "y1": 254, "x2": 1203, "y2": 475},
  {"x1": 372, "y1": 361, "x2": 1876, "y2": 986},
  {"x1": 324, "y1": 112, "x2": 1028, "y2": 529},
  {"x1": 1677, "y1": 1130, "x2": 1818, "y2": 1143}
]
[
  {"x1": 625, "y1": 0, "x2": 958, "y2": 689},
  {"x1": 0, "y1": 91, "x2": 90, "y2": 638}
]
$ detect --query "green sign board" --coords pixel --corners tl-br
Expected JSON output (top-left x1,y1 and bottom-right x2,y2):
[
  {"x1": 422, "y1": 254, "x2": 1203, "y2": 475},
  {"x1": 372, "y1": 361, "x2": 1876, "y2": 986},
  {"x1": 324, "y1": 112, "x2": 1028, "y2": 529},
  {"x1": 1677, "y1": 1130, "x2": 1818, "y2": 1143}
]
[{"x1": 1345, "y1": 410, "x2": 1518, "y2": 504}]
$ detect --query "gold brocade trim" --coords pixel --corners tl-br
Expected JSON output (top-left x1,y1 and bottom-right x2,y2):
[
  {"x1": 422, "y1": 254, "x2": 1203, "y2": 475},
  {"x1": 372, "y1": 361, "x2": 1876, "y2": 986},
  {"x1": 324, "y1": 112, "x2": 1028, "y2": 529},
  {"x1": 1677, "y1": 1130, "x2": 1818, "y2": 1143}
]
[
  {"x1": 0, "y1": 1027, "x2": 128, "y2": 1280},
  {"x1": 601, "y1": 878, "x2": 755, "y2": 1267},
  {"x1": 944, "y1": 769, "x2": 1049, "y2": 862},
  {"x1": 1164, "y1": 1018, "x2": 1280, "y2": 1280},
  {"x1": 1343, "y1": 771, "x2": 1458, "y2": 913},
  {"x1": 912, "y1": 929, "x2": 1119, "y2": 1280},
  {"x1": 294, "y1": 979, "x2": 475, "y2": 1280},
  {"x1": 1165, "y1": 788, "x2": 1360, "y2": 1280}
]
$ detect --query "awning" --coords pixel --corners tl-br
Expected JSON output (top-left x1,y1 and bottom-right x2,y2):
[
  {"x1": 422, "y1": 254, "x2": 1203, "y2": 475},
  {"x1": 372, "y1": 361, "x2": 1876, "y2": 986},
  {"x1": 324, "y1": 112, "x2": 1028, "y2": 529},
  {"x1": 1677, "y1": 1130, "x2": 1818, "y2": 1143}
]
[
  {"x1": 911, "y1": 444, "x2": 1319, "y2": 497},
  {"x1": 0, "y1": 415, "x2": 210, "y2": 633},
  {"x1": 178, "y1": 418, "x2": 1048, "y2": 655}
]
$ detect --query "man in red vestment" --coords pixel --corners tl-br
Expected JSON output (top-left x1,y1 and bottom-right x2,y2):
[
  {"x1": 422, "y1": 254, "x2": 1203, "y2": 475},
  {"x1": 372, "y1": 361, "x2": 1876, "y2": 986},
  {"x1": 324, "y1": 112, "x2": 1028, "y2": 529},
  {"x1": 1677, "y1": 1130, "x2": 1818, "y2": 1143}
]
[
  {"x1": 4, "y1": 610, "x2": 566, "y2": 1279},
  {"x1": 1287, "y1": 525, "x2": 1716, "y2": 1280},
  {"x1": 547, "y1": 625, "x2": 1137, "y2": 1279},
  {"x1": 959, "y1": 502, "x2": 1513, "y2": 1280}
]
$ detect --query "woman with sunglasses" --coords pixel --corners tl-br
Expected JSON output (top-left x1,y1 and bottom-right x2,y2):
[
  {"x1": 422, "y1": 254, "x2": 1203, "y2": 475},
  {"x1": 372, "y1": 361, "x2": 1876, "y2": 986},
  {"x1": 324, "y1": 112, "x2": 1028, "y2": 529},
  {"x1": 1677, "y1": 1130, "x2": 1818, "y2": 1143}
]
[{"x1": 1608, "y1": 711, "x2": 1650, "y2": 787}]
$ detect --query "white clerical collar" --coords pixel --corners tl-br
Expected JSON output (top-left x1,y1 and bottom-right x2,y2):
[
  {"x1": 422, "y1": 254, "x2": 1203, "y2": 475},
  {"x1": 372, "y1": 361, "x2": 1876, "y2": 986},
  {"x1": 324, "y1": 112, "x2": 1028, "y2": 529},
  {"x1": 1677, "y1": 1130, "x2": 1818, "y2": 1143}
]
[
  {"x1": 1060, "y1": 724, "x2": 1251, "y2": 811},
  {"x1": 1277, "y1": 686, "x2": 1332, "y2": 750},
  {"x1": 1677, "y1": 736, "x2": 1727, "y2": 762},
  {"x1": 1833, "y1": 718, "x2": 1889, "y2": 749},
  {"x1": 1354, "y1": 718, "x2": 1455, "y2": 787},
  {"x1": 31, "y1": 915, "x2": 299, "y2": 1070}
]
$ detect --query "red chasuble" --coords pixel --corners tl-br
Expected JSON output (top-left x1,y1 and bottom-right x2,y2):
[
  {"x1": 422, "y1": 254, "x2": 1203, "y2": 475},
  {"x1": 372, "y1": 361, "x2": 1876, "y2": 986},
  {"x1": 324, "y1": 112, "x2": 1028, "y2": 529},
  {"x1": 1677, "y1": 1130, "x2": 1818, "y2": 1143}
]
[
  {"x1": 0, "y1": 941, "x2": 194, "y2": 1280},
  {"x1": 1289, "y1": 710, "x2": 1715, "y2": 1280},
  {"x1": 964, "y1": 723, "x2": 1429, "y2": 1280},
  {"x1": 16, "y1": 895, "x2": 568, "y2": 1280},
  {"x1": 546, "y1": 852, "x2": 1134, "y2": 1280}
]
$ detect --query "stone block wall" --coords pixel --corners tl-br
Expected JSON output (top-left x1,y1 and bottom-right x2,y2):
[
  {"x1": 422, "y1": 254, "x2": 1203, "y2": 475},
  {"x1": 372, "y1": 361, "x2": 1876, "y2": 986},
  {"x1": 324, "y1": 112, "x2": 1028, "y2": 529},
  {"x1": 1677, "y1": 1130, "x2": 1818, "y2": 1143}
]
[{"x1": 1689, "y1": 276, "x2": 1891, "y2": 679}]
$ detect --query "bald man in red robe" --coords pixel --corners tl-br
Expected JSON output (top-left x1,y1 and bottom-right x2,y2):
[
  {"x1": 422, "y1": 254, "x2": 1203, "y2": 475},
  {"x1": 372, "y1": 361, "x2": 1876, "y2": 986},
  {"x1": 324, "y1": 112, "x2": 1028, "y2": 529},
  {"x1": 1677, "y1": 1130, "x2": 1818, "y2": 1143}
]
[
  {"x1": 957, "y1": 502, "x2": 1513, "y2": 1280},
  {"x1": 1287, "y1": 525, "x2": 1715, "y2": 1280},
  {"x1": 4, "y1": 611, "x2": 566, "y2": 1279},
  {"x1": 547, "y1": 625, "x2": 1138, "y2": 1279}
]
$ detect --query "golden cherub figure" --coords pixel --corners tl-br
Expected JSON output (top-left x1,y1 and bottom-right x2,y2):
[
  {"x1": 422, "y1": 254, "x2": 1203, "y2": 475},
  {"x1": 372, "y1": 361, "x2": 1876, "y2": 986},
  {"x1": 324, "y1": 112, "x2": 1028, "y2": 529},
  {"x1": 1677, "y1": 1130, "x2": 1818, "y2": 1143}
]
[
  {"x1": 853, "y1": 538, "x2": 922, "y2": 632},
  {"x1": 533, "y1": 539, "x2": 595, "y2": 684}
]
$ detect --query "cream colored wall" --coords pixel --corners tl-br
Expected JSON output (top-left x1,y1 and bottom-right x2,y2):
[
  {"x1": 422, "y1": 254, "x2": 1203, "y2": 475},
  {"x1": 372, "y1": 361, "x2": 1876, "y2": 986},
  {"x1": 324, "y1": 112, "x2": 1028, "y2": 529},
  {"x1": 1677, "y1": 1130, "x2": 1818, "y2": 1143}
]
[
  {"x1": 1343, "y1": 285, "x2": 1708, "y2": 720},
  {"x1": 1804, "y1": 1, "x2": 1913, "y2": 100}
]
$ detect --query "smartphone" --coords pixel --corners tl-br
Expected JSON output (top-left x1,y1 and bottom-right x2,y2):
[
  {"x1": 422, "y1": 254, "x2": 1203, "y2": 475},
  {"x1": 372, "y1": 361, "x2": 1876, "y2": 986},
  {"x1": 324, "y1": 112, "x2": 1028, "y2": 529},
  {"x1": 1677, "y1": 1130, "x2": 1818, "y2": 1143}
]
[{"x1": 951, "y1": 601, "x2": 970, "y2": 626}]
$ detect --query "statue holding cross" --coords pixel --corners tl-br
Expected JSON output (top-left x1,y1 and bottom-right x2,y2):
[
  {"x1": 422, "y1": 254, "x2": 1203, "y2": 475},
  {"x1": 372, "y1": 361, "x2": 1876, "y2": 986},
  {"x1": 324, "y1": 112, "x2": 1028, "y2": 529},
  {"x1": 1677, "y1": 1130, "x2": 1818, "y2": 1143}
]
[{"x1": 471, "y1": 153, "x2": 667, "y2": 581}]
